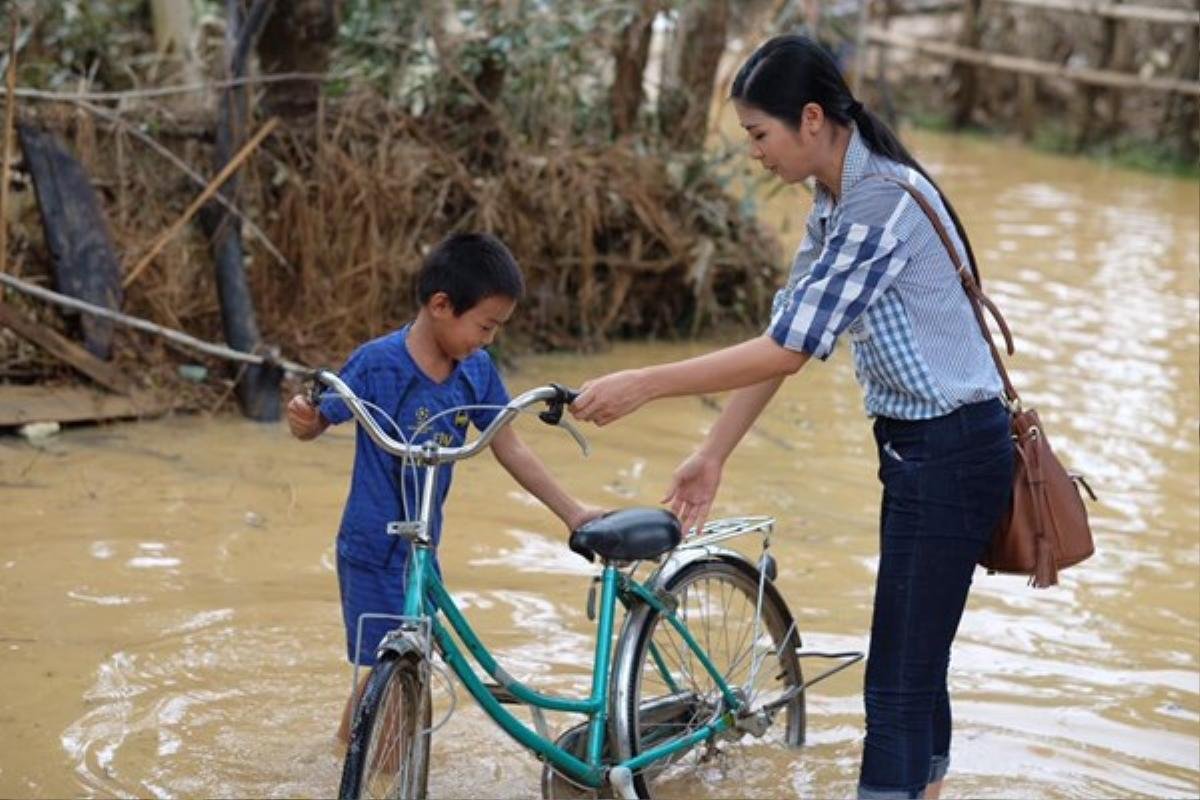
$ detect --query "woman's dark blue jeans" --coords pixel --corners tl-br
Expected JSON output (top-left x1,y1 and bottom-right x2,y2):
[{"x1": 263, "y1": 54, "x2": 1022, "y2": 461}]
[{"x1": 857, "y1": 399, "x2": 1014, "y2": 800}]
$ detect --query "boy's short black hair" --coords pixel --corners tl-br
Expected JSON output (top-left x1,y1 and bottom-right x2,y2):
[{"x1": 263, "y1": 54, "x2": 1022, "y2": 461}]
[{"x1": 416, "y1": 233, "x2": 525, "y2": 314}]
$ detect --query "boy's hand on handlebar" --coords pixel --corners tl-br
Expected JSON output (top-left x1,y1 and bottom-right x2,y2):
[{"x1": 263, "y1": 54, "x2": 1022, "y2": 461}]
[
  {"x1": 663, "y1": 451, "x2": 723, "y2": 535},
  {"x1": 570, "y1": 369, "x2": 650, "y2": 427},
  {"x1": 287, "y1": 394, "x2": 328, "y2": 441}
]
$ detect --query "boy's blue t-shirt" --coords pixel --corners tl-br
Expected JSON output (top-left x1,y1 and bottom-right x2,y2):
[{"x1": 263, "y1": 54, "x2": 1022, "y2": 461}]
[{"x1": 318, "y1": 325, "x2": 510, "y2": 568}]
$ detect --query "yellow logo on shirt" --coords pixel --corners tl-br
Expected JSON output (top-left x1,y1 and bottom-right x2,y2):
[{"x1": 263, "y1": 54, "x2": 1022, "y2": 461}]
[{"x1": 454, "y1": 410, "x2": 470, "y2": 428}]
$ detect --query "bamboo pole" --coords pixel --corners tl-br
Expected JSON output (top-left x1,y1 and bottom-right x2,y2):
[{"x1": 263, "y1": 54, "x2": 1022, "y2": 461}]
[
  {"x1": 0, "y1": 270, "x2": 310, "y2": 374},
  {"x1": 995, "y1": 0, "x2": 1200, "y2": 26},
  {"x1": 866, "y1": 26, "x2": 1200, "y2": 95},
  {"x1": 122, "y1": 115, "x2": 279, "y2": 288},
  {"x1": 1, "y1": 19, "x2": 17, "y2": 278}
]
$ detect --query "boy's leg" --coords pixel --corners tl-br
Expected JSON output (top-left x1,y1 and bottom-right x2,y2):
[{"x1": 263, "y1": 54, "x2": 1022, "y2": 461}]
[{"x1": 338, "y1": 672, "x2": 370, "y2": 745}]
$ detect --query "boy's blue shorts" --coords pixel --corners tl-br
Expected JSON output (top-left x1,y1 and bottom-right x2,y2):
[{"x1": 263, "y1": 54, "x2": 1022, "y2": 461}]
[{"x1": 337, "y1": 551, "x2": 408, "y2": 667}]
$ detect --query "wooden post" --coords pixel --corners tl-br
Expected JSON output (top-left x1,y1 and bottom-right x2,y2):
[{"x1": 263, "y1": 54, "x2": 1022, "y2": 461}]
[
  {"x1": 1015, "y1": 3, "x2": 1039, "y2": 139},
  {"x1": 0, "y1": 18, "x2": 16, "y2": 278},
  {"x1": 201, "y1": 0, "x2": 281, "y2": 422},
  {"x1": 1075, "y1": 5, "x2": 1120, "y2": 150},
  {"x1": 1162, "y1": 21, "x2": 1200, "y2": 162},
  {"x1": 873, "y1": 0, "x2": 901, "y2": 129},
  {"x1": 951, "y1": 0, "x2": 983, "y2": 128},
  {"x1": 853, "y1": 0, "x2": 870, "y2": 97}
]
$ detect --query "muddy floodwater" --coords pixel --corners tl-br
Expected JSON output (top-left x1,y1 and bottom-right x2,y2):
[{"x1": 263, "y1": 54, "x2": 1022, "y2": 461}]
[{"x1": 2, "y1": 130, "x2": 1198, "y2": 799}]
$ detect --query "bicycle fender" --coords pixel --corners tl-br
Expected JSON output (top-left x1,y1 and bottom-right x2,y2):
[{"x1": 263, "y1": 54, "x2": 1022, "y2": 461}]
[
  {"x1": 375, "y1": 628, "x2": 427, "y2": 662},
  {"x1": 646, "y1": 544, "x2": 758, "y2": 592}
]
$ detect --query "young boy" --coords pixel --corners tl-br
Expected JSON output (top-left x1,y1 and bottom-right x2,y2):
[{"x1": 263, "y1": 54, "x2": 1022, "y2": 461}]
[{"x1": 287, "y1": 232, "x2": 599, "y2": 743}]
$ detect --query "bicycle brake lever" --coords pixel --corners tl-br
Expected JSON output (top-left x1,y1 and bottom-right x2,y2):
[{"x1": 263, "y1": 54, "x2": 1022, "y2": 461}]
[
  {"x1": 306, "y1": 368, "x2": 328, "y2": 407},
  {"x1": 538, "y1": 383, "x2": 579, "y2": 426},
  {"x1": 556, "y1": 416, "x2": 591, "y2": 458},
  {"x1": 537, "y1": 384, "x2": 588, "y2": 455}
]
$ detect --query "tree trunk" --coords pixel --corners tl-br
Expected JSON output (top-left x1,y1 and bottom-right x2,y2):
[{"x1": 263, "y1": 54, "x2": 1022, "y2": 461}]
[
  {"x1": 658, "y1": 0, "x2": 730, "y2": 151},
  {"x1": 610, "y1": 0, "x2": 657, "y2": 138},
  {"x1": 256, "y1": 0, "x2": 340, "y2": 118},
  {"x1": 150, "y1": 0, "x2": 203, "y2": 110},
  {"x1": 202, "y1": 0, "x2": 281, "y2": 421}
]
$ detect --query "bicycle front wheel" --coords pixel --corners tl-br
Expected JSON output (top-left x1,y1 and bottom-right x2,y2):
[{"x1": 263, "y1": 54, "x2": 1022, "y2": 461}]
[
  {"x1": 339, "y1": 651, "x2": 432, "y2": 800},
  {"x1": 612, "y1": 556, "x2": 804, "y2": 799}
]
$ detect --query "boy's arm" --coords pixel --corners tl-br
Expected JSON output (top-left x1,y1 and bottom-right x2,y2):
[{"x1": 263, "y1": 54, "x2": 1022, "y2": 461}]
[
  {"x1": 287, "y1": 395, "x2": 331, "y2": 441},
  {"x1": 489, "y1": 426, "x2": 602, "y2": 531}
]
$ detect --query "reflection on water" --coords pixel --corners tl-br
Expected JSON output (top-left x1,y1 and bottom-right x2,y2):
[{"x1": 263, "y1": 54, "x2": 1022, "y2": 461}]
[{"x1": 1, "y1": 129, "x2": 1198, "y2": 799}]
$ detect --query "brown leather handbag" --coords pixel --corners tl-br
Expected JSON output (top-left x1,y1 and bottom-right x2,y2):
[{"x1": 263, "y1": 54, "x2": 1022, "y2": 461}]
[{"x1": 876, "y1": 176, "x2": 1097, "y2": 587}]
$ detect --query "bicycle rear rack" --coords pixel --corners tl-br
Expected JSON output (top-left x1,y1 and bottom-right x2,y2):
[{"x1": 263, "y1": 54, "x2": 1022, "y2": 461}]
[{"x1": 679, "y1": 515, "x2": 774, "y2": 549}]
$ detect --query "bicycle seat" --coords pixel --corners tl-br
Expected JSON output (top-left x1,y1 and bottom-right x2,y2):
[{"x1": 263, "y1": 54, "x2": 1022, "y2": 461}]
[{"x1": 569, "y1": 507, "x2": 682, "y2": 563}]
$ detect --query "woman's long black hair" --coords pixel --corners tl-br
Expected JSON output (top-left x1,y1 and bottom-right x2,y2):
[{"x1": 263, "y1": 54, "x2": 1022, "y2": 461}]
[{"x1": 731, "y1": 35, "x2": 980, "y2": 279}]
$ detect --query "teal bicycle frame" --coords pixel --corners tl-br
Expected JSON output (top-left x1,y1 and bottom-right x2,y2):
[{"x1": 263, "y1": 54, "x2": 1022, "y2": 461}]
[
  {"x1": 391, "y1": 462, "x2": 747, "y2": 791},
  {"x1": 312, "y1": 369, "x2": 770, "y2": 792}
]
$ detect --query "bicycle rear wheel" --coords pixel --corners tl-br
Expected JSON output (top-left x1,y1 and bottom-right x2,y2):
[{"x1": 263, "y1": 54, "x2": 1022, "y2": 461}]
[
  {"x1": 612, "y1": 556, "x2": 804, "y2": 799},
  {"x1": 339, "y1": 651, "x2": 432, "y2": 799}
]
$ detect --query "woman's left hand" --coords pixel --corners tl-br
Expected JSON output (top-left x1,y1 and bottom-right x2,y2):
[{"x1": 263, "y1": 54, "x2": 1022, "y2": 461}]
[{"x1": 570, "y1": 369, "x2": 652, "y2": 426}]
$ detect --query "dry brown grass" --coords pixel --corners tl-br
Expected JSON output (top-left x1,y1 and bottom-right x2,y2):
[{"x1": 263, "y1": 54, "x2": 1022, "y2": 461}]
[{"x1": 2, "y1": 92, "x2": 782, "y2": 404}]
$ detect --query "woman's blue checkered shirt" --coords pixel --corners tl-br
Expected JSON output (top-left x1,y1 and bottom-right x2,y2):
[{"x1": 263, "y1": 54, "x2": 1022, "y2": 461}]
[{"x1": 767, "y1": 127, "x2": 1003, "y2": 420}]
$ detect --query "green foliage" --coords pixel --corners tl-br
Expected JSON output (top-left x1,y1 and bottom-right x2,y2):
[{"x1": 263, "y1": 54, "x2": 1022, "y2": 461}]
[
  {"x1": 1032, "y1": 123, "x2": 1200, "y2": 179},
  {"x1": 3, "y1": 0, "x2": 154, "y2": 91},
  {"x1": 332, "y1": 0, "x2": 638, "y2": 146},
  {"x1": 332, "y1": 0, "x2": 424, "y2": 101},
  {"x1": 903, "y1": 110, "x2": 1199, "y2": 180}
]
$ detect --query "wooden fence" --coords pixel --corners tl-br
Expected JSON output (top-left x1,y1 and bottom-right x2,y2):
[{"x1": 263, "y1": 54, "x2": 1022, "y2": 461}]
[{"x1": 859, "y1": 0, "x2": 1199, "y2": 150}]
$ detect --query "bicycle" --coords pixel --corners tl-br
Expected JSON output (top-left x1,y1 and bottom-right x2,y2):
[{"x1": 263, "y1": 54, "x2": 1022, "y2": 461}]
[{"x1": 309, "y1": 369, "x2": 861, "y2": 799}]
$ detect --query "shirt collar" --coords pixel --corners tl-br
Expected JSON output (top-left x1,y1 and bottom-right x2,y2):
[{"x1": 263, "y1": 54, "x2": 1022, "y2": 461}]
[{"x1": 812, "y1": 123, "x2": 870, "y2": 220}]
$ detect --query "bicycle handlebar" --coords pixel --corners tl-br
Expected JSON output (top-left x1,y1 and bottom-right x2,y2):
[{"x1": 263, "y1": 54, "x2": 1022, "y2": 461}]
[{"x1": 311, "y1": 369, "x2": 588, "y2": 464}]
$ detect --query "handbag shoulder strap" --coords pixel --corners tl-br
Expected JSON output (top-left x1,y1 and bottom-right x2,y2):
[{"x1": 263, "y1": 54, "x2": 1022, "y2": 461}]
[{"x1": 866, "y1": 173, "x2": 1020, "y2": 404}]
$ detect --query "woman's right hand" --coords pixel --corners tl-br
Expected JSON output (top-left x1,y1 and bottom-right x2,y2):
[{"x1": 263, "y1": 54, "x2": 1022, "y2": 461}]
[{"x1": 662, "y1": 450, "x2": 724, "y2": 535}]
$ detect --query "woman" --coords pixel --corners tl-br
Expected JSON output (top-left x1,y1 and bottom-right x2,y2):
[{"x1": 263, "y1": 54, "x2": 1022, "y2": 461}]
[{"x1": 570, "y1": 35, "x2": 1014, "y2": 800}]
